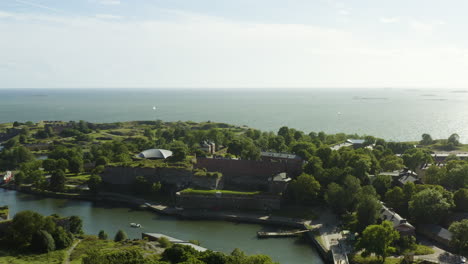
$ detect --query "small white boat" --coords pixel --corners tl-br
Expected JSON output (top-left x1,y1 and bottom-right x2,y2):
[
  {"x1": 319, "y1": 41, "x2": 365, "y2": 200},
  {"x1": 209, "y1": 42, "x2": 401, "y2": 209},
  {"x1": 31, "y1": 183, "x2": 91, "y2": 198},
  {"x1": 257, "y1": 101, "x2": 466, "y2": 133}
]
[{"x1": 130, "y1": 223, "x2": 141, "y2": 228}]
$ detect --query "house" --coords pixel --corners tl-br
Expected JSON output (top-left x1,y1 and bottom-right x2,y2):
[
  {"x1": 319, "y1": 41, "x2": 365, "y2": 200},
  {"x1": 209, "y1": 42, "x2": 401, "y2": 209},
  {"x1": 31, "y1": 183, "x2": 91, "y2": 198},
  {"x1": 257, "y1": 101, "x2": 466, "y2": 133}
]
[
  {"x1": 380, "y1": 204, "x2": 415, "y2": 236},
  {"x1": 346, "y1": 139, "x2": 366, "y2": 149},
  {"x1": 418, "y1": 224, "x2": 452, "y2": 248},
  {"x1": 378, "y1": 168, "x2": 421, "y2": 187}
]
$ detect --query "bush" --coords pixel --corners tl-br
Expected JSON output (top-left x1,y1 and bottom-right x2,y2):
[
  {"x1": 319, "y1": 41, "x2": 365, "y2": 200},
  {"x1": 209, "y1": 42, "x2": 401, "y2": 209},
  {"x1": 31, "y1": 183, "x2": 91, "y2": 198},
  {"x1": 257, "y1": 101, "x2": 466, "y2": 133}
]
[
  {"x1": 98, "y1": 230, "x2": 108, "y2": 240},
  {"x1": 53, "y1": 226, "x2": 73, "y2": 249},
  {"x1": 31, "y1": 230, "x2": 56, "y2": 253},
  {"x1": 158, "y1": 237, "x2": 172, "y2": 248},
  {"x1": 114, "y1": 229, "x2": 127, "y2": 242}
]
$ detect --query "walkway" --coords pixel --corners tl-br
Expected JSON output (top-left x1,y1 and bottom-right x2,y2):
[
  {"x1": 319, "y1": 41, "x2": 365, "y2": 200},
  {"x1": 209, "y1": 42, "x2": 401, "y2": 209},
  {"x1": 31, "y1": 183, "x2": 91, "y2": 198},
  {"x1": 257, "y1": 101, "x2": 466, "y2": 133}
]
[
  {"x1": 312, "y1": 210, "x2": 350, "y2": 264},
  {"x1": 63, "y1": 239, "x2": 82, "y2": 264}
]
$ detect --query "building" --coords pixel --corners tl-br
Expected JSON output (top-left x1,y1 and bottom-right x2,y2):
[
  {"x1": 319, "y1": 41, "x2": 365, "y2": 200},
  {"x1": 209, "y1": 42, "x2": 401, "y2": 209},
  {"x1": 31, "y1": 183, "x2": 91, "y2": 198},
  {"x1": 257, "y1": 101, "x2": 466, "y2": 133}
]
[
  {"x1": 418, "y1": 224, "x2": 452, "y2": 248},
  {"x1": 346, "y1": 139, "x2": 366, "y2": 149},
  {"x1": 378, "y1": 168, "x2": 421, "y2": 187},
  {"x1": 137, "y1": 149, "x2": 173, "y2": 159},
  {"x1": 380, "y1": 204, "x2": 415, "y2": 236},
  {"x1": 199, "y1": 141, "x2": 216, "y2": 155},
  {"x1": 1, "y1": 171, "x2": 12, "y2": 184}
]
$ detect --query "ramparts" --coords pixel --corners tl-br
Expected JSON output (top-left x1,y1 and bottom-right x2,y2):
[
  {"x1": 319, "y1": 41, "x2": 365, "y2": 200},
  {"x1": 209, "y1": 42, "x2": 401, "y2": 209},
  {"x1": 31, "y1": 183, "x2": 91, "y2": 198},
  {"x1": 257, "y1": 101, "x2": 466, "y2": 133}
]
[
  {"x1": 195, "y1": 158, "x2": 302, "y2": 190},
  {"x1": 101, "y1": 166, "x2": 222, "y2": 190},
  {"x1": 176, "y1": 192, "x2": 281, "y2": 211}
]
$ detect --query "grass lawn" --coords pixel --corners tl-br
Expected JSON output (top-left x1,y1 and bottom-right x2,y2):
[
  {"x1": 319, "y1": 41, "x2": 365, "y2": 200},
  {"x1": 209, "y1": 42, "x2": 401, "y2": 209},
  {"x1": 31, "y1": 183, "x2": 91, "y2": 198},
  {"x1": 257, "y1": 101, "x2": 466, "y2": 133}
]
[
  {"x1": 0, "y1": 249, "x2": 67, "y2": 264},
  {"x1": 65, "y1": 173, "x2": 91, "y2": 185},
  {"x1": 179, "y1": 188, "x2": 261, "y2": 196},
  {"x1": 412, "y1": 244, "x2": 435, "y2": 255}
]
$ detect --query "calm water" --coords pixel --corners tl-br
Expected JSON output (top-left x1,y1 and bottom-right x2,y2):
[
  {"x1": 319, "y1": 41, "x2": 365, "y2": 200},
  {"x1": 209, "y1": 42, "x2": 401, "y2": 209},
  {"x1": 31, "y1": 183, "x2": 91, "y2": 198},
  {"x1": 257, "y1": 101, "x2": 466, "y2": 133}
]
[
  {"x1": 0, "y1": 88, "x2": 468, "y2": 142},
  {"x1": 0, "y1": 189, "x2": 323, "y2": 264}
]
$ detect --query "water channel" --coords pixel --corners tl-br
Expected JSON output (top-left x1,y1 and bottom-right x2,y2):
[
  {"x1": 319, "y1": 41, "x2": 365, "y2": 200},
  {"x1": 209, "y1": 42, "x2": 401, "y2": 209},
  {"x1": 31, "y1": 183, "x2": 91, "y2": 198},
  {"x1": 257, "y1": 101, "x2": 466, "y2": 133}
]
[{"x1": 0, "y1": 189, "x2": 324, "y2": 264}]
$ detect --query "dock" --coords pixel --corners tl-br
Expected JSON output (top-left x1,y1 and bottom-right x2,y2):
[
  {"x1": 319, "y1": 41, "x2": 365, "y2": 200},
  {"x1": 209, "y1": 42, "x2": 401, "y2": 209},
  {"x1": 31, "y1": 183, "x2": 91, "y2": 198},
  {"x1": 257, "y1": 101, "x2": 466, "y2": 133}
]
[{"x1": 257, "y1": 229, "x2": 310, "y2": 238}]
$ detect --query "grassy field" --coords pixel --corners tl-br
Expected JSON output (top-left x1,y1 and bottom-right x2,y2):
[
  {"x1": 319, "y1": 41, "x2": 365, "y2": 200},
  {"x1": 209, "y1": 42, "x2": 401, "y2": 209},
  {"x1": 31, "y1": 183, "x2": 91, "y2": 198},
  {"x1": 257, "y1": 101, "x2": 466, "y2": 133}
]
[
  {"x1": 179, "y1": 188, "x2": 261, "y2": 196},
  {"x1": 0, "y1": 249, "x2": 67, "y2": 264},
  {"x1": 69, "y1": 236, "x2": 162, "y2": 264},
  {"x1": 65, "y1": 173, "x2": 91, "y2": 185}
]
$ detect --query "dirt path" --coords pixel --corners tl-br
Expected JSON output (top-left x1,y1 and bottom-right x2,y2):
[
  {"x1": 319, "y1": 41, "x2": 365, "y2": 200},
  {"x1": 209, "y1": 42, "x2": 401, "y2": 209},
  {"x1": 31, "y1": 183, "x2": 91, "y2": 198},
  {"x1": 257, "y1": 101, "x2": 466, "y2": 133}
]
[{"x1": 63, "y1": 239, "x2": 82, "y2": 264}]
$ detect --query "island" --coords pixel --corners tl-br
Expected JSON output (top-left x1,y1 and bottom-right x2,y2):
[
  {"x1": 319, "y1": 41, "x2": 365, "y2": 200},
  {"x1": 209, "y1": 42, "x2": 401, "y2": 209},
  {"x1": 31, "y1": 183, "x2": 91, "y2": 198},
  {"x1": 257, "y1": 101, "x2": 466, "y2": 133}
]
[{"x1": 1, "y1": 120, "x2": 468, "y2": 264}]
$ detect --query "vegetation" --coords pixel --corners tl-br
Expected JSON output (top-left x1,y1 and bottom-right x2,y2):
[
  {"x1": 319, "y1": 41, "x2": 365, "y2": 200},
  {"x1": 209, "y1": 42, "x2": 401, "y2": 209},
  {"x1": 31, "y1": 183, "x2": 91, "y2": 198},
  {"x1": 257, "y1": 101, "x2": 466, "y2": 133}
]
[
  {"x1": 355, "y1": 221, "x2": 400, "y2": 263},
  {"x1": 179, "y1": 188, "x2": 261, "y2": 196}
]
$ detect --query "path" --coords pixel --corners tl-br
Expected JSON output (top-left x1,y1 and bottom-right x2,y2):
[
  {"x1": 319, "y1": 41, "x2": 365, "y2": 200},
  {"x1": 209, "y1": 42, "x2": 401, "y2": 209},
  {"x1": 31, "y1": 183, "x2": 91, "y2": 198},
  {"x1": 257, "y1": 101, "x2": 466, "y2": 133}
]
[
  {"x1": 63, "y1": 239, "x2": 82, "y2": 264},
  {"x1": 415, "y1": 237, "x2": 461, "y2": 264},
  {"x1": 312, "y1": 209, "x2": 350, "y2": 264}
]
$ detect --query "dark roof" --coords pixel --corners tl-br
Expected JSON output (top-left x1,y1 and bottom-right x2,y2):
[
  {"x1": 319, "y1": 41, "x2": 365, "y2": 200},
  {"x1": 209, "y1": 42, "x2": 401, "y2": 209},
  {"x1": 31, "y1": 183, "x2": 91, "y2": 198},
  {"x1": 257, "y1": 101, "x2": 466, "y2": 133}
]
[
  {"x1": 419, "y1": 224, "x2": 452, "y2": 241},
  {"x1": 398, "y1": 175, "x2": 420, "y2": 185},
  {"x1": 261, "y1": 152, "x2": 301, "y2": 160},
  {"x1": 346, "y1": 139, "x2": 365, "y2": 144}
]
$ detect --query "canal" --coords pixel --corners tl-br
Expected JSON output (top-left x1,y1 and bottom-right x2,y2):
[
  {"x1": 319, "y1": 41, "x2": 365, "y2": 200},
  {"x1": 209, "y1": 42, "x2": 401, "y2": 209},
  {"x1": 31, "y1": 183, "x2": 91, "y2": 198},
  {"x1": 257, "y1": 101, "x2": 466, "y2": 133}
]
[{"x1": 0, "y1": 189, "x2": 324, "y2": 264}]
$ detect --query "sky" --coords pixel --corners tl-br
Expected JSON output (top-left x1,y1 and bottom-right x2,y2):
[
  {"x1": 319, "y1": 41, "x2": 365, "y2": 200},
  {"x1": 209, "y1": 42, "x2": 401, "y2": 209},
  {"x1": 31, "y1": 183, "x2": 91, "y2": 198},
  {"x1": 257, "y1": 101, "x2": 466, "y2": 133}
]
[{"x1": 1, "y1": 0, "x2": 468, "y2": 89}]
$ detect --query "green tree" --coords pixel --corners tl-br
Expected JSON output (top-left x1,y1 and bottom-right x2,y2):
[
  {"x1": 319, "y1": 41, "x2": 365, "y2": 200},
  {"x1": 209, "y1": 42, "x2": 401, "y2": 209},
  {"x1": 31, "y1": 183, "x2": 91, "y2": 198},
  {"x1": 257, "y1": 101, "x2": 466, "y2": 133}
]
[
  {"x1": 69, "y1": 156, "x2": 84, "y2": 174},
  {"x1": 88, "y1": 174, "x2": 102, "y2": 194},
  {"x1": 49, "y1": 169, "x2": 66, "y2": 192},
  {"x1": 98, "y1": 230, "x2": 108, "y2": 240},
  {"x1": 57, "y1": 158, "x2": 69, "y2": 172},
  {"x1": 114, "y1": 229, "x2": 127, "y2": 242},
  {"x1": 424, "y1": 165, "x2": 444, "y2": 185},
  {"x1": 8, "y1": 210, "x2": 45, "y2": 248},
  {"x1": 449, "y1": 219, "x2": 468, "y2": 255},
  {"x1": 14, "y1": 171, "x2": 25, "y2": 185},
  {"x1": 402, "y1": 149, "x2": 432, "y2": 171},
  {"x1": 42, "y1": 159, "x2": 58, "y2": 172},
  {"x1": 448, "y1": 133, "x2": 460, "y2": 146},
  {"x1": 355, "y1": 221, "x2": 400, "y2": 263},
  {"x1": 372, "y1": 174, "x2": 392, "y2": 196},
  {"x1": 52, "y1": 226, "x2": 73, "y2": 249},
  {"x1": 420, "y1": 133, "x2": 433, "y2": 145},
  {"x1": 325, "y1": 183, "x2": 347, "y2": 213},
  {"x1": 69, "y1": 215, "x2": 83, "y2": 234},
  {"x1": 31, "y1": 230, "x2": 55, "y2": 253},
  {"x1": 409, "y1": 188, "x2": 451, "y2": 224},
  {"x1": 288, "y1": 173, "x2": 321, "y2": 204},
  {"x1": 380, "y1": 155, "x2": 405, "y2": 172},
  {"x1": 384, "y1": 187, "x2": 407, "y2": 216},
  {"x1": 356, "y1": 195, "x2": 382, "y2": 232},
  {"x1": 454, "y1": 188, "x2": 468, "y2": 212}
]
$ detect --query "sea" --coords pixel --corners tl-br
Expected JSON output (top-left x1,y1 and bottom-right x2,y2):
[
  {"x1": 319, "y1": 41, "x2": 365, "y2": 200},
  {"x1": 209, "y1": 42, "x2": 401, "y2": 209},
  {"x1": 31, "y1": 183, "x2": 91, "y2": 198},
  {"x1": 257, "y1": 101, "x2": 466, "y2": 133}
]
[{"x1": 1, "y1": 88, "x2": 468, "y2": 143}]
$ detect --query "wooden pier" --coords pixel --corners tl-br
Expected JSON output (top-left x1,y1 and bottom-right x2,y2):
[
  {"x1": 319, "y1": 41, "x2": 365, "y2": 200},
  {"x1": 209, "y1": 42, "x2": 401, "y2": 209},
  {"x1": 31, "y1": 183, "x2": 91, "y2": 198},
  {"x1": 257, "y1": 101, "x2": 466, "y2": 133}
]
[{"x1": 257, "y1": 230, "x2": 309, "y2": 238}]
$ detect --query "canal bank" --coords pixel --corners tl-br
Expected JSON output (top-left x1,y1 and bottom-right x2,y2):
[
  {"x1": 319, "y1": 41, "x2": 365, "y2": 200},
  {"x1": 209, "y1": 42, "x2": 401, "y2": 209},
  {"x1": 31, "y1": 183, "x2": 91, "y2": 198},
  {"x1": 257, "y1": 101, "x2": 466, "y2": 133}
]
[
  {"x1": 3, "y1": 184, "x2": 333, "y2": 262},
  {"x1": 0, "y1": 188, "x2": 325, "y2": 264}
]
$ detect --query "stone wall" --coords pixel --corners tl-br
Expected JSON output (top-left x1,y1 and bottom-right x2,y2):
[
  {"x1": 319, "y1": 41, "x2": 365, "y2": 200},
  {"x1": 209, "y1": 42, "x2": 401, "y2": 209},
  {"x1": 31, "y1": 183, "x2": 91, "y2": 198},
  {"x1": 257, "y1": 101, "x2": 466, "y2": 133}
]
[
  {"x1": 195, "y1": 158, "x2": 302, "y2": 190},
  {"x1": 101, "y1": 166, "x2": 221, "y2": 189},
  {"x1": 176, "y1": 192, "x2": 282, "y2": 211}
]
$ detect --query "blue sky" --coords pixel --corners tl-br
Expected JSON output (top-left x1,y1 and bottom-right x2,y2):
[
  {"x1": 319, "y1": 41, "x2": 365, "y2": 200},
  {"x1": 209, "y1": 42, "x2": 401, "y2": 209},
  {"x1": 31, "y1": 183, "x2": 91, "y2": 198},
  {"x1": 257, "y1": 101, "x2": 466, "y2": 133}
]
[{"x1": 1, "y1": 0, "x2": 468, "y2": 88}]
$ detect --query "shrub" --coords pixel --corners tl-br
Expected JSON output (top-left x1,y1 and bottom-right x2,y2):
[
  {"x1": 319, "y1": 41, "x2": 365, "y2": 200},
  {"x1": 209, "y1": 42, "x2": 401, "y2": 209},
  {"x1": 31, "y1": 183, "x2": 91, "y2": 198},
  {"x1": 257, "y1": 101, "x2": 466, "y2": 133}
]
[{"x1": 114, "y1": 229, "x2": 127, "y2": 242}]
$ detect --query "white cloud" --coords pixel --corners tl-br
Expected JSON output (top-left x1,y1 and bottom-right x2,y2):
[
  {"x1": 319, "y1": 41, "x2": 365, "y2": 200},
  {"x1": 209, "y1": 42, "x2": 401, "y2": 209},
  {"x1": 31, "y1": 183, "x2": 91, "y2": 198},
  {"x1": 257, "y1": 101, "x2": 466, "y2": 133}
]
[
  {"x1": 380, "y1": 17, "x2": 400, "y2": 24},
  {"x1": 95, "y1": 14, "x2": 122, "y2": 19},
  {"x1": 338, "y1": 10, "x2": 350, "y2": 16},
  {"x1": 95, "y1": 0, "x2": 121, "y2": 5},
  {"x1": 0, "y1": 11, "x2": 467, "y2": 89}
]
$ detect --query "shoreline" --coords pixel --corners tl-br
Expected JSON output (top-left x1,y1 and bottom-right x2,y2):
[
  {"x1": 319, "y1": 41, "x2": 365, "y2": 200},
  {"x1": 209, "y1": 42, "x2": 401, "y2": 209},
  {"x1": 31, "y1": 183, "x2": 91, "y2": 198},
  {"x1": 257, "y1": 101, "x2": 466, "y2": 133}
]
[{"x1": 1, "y1": 184, "x2": 332, "y2": 263}]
